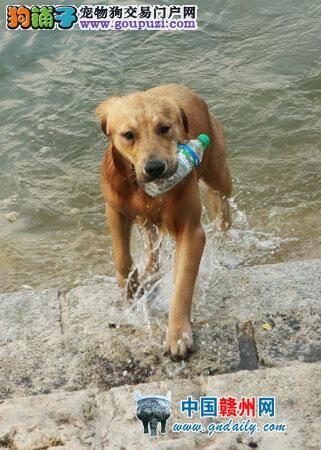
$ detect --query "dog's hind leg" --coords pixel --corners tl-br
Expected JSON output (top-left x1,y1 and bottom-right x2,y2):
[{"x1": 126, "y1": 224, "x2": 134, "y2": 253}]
[
  {"x1": 144, "y1": 222, "x2": 161, "y2": 277},
  {"x1": 202, "y1": 115, "x2": 233, "y2": 231},
  {"x1": 206, "y1": 188, "x2": 231, "y2": 231},
  {"x1": 136, "y1": 217, "x2": 161, "y2": 280}
]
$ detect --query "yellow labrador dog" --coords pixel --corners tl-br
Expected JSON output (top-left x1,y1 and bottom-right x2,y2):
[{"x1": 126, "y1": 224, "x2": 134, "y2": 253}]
[{"x1": 96, "y1": 84, "x2": 232, "y2": 359}]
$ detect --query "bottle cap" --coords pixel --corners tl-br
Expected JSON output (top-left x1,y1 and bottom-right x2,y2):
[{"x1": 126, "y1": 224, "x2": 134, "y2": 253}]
[{"x1": 198, "y1": 133, "x2": 211, "y2": 148}]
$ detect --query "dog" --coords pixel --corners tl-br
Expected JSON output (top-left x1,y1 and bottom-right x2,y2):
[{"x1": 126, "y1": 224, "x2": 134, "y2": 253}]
[{"x1": 96, "y1": 84, "x2": 232, "y2": 359}]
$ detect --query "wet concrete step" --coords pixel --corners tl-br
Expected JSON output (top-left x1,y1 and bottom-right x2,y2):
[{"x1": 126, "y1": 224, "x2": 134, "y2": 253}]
[{"x1": 0, "y1": 259, "x2": 320, "y2": 400}]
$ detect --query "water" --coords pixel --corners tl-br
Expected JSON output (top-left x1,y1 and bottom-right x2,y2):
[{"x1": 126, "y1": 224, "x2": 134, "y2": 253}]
[{"x1": 1, "y1": 0, "x2": 321, "y2": 295}]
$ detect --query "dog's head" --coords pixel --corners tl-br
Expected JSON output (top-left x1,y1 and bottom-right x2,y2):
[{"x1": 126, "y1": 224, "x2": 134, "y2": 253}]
[{"x1": 96, "y1": 91, "x2": 189, "y2": 184}]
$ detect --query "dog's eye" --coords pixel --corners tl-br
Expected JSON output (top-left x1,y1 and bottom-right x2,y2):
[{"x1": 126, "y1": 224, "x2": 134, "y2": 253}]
[
  {"x1": 122, "y1": 131, "x2": 135, "y2": 140},
  {"x1": 159, "y1": 125, "x2": 170, "y2": 134}
]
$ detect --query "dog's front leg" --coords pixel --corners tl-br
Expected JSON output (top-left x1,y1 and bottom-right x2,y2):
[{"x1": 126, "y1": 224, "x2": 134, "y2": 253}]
[
  {"x1": 106, "y1": 204, "x2": 138, "y2": 298},
  {"x1": 166, "y1": 198, "x2": 206, "y2": 360}
]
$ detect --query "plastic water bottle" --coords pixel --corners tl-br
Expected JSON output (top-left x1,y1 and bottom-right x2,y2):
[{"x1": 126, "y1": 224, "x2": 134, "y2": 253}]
[{"x1": 143, "y1": 133, "x2": 210, "y2": 197}]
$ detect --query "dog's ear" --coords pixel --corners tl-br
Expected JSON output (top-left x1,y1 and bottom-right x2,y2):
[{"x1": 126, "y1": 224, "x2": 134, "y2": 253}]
[
  {"x1": 95, "y1": 97, "x2": 118, "y2": 136},
  {"x1": 179, "y1": 108, "x2": 189, "y2": 134}
]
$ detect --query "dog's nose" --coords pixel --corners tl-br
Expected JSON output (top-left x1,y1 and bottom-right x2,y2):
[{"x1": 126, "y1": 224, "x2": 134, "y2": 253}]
[{"x1": 144, "y1": 159, "x2": 166, "y2": 179}]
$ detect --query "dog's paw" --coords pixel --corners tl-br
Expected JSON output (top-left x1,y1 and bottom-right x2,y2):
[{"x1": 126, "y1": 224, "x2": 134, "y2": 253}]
[
  {"x1": 125, "y1": 268, "x2": 140, "y2": 299},
  {"x1": 165, "y1": 323, "x2": 194, "y2": 361}
]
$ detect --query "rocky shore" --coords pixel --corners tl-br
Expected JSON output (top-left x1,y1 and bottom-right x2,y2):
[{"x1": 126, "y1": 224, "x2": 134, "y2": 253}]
[{"x1": 0, "y1": 259, "x2": 320, "y2": 449}]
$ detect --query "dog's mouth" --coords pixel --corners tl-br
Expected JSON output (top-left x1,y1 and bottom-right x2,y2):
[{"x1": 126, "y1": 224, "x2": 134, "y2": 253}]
[{"x1": 137, "y1": 160, "x2": 178, "y2": 184}]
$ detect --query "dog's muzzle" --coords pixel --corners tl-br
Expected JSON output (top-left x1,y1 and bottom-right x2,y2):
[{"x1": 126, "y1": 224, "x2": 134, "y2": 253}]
[{"x1": 144, "y1": 159, "x2": 167, "y2": 180}]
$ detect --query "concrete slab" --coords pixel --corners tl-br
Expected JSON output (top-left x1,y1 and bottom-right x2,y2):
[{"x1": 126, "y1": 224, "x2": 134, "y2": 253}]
[
  {"x1": 65, "y1": 318, "x2": 240, "y2": 391},
  {"x1": 195, "y1": 259, "x2": 321, "y2": 322},
  {"x1": 0, "y1": 289, "x2": 61, "y2": 344},
  {"x1": 65, "y1": 281, "x2": 126, "y2": 335},
  {"x1": 0, "y1": 338, "x2": 67, "y2": 399},
  {"x1": 1, "y1": 362, "x2": 319, "y2": 449},
  {"x1": 0, "y1": 319, "x2": 239, "y2": 400},
  {"x1": 0, "y1": 389, "x2": 100, "y2": 449},
  {"x1": 253, "y1": 307, "x2": 321, "y2": 367},
  {"x1": 202, "y1": 361, "x2": 321, "y2": 450}
]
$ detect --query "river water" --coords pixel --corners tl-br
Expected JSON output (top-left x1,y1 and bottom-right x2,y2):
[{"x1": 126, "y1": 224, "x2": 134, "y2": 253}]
[{"x1": 0, "y1": 0, "x2": 320, "y2": 294}]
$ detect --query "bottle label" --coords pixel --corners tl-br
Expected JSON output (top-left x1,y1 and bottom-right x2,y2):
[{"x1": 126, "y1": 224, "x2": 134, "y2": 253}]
[
  {"x1": 179, "y1": 150, "x2": 194, "y2": 171},
  {"x1": 178, "y1": 143, "x2": 200, "y2": 166}
]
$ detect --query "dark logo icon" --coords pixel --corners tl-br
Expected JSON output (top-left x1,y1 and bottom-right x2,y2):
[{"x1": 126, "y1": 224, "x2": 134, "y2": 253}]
[{"x1": 135, "y1": 391, "x2": 171, "y2": 437}]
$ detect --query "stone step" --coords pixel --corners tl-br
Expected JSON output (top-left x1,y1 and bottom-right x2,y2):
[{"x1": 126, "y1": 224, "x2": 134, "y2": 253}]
[
  {"x1": 0, "y1": 259, "x2": 321, "y2": 400},
  {"x1": 194, "y1": 258, "x2": 321, "y2": 321},
  {"x1": 0, "y1": 361, "x2": 320, "y2": 449}
]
